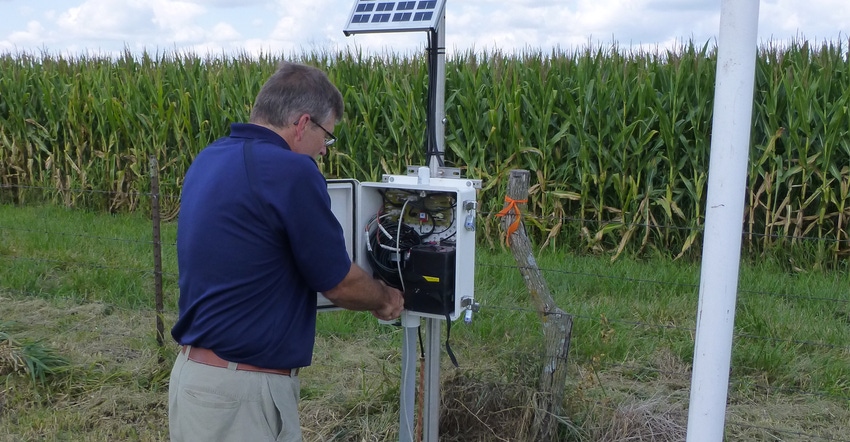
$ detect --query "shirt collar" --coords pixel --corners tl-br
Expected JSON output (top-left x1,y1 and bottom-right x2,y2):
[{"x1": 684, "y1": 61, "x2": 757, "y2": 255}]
[{"x1": 228, "y1": 123, "x2": 291, "y2": 151}]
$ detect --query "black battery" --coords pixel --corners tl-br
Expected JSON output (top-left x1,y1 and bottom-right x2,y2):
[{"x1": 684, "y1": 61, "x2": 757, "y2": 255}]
[{"x1": 402, "y1": 244, "x2": 456, "y2": 315}]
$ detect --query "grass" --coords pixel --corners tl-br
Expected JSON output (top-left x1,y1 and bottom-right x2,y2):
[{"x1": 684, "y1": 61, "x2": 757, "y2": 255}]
[
  {"x1": 0, "y1": 325, "x2": 69, "y2": 385},
  {"x1": 0, "y1": 296, "x2": 173, "y2": 441},
  {"x1": 0, "y1": 204, "x2": 178, "y2": 309},
  {"x1": 0, "y1": 203, "x2": 848, "y2": 441}
]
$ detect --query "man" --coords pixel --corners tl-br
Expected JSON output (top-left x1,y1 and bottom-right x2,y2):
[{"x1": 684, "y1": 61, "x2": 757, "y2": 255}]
[{"x1": 168, "y1": 62, "x2": 405, "y2": 442}]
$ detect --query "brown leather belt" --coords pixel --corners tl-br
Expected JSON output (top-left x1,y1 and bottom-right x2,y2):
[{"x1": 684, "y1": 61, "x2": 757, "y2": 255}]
[{"x1": 181, "y1": 346, "x2": 299, "y2": 377}]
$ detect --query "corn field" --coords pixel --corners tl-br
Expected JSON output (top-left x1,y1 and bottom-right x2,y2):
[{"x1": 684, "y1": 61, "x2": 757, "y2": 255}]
[{"x1": 1, "y1": 39, "x2": 849, "y2": 263}]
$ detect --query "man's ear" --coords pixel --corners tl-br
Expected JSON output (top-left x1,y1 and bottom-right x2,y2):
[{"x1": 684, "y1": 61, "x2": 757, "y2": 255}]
[{"x1": 293, "y1": 114, "x2": 310, "y2": 142}]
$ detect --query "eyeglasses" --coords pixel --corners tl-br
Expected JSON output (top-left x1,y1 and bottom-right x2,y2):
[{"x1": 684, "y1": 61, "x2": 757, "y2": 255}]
[
  {"x1": 312, "y1": 120, "x2": 337, "y2": 147},
  {"x1": 294, "y1": 116, "x2": 337, "y2": 147}
]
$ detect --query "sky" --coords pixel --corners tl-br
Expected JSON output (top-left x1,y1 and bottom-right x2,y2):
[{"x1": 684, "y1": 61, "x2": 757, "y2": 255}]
[{"x1": 0, "y1": 0, "x2": 848, "y2": 58}]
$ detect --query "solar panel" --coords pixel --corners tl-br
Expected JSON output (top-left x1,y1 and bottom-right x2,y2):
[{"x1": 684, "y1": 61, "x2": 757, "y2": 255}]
[{"x1": 343, "y1": 0, "x2": 446, "y2": 35}]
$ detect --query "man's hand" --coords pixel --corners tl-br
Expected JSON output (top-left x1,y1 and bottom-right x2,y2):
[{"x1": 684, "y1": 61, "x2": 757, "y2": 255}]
[
  {"x1": 323, "y1": 263, "x2": 405, "y2": 318},
  {"x1": 371, "y1": 281, "x2": 404, "y2": 321}
]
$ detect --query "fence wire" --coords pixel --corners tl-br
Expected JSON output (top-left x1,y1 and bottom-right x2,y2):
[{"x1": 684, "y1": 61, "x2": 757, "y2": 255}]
[{"x1": 1, "y1": 183, "x2": 848, "y2": 440}]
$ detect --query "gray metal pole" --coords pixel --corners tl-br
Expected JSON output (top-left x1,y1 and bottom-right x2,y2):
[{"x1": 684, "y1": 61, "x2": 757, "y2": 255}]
[
  {"x1": 399, "y1": 313, "x2": 419, "y2": 442},
  {"x1": 686, "y1": 1, "x2": 760, "y2": 440},
  {"x1": 428, "y1": 15, "x2": 446, "y2": 176},
  {"x1": 149, "y1": 156, "x2": 165, "y2": 354},
  {"x1": 424, "y1": 10, "x2": 446, "y2": 442}
]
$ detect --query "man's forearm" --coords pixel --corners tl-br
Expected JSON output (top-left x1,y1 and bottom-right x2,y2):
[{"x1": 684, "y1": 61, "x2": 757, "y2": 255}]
[{"x1": 322, "y1": 263, "x2": 399, "y2": 311}]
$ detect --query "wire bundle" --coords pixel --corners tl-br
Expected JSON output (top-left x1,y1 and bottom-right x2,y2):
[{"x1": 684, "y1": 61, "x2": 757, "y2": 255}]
[
  {"x1": 366, "y1": 190, "x2": 458, "y2": 290},
  {"x1": 366, "y1": 212, "x2": 421, "y2": 290}
]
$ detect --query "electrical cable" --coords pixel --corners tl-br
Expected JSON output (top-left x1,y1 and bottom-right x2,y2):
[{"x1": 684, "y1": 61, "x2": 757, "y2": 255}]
[
  {"x1": 397, "y1": 199, "x2": 410, "y2": 293},
  {"x1": 378, "y1": 189, "x2": 457, "y2": 241},
  {"x1": 366, "y1": 201, "x2": 421, "y2": 290},
  {"x1": 424, "y1": 29, "x2": 445, "y2": 169},
  {"x1": 367, "y1": 188, "x2": 461, "y2": 371}
]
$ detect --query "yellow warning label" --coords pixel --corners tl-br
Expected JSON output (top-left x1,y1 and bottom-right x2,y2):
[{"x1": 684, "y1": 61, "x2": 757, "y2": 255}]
[{"x1": 424, "y1": 276, "x2": 440, "y2": 283}]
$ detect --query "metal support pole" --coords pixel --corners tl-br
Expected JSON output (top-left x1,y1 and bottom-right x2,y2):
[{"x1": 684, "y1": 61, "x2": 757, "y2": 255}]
[
  {"x1": 423, "y1": 16, "x2": 446, "y2": 437},
  {"x1": 400, "y1": 312, "x2": 419, "y2": 442},
  {"x1": 422, "y1": 317, "x2": 441, "y2": 442},
  {"x1": 686, "y1": 1, "x2": 760, "y2": 440},
  {"x1": 425, "y1": 14, "x2": 446, "y2": 441},
  {"x1": 149, "y1": 156, "x2": 165, "y2": 355},
  {"x1": 428, "y1": 16, "x2": 446, "y2": 176}
]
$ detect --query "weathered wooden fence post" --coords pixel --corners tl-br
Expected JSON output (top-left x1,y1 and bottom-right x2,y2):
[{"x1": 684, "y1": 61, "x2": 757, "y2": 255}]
[{"x1": 497, "y1": 169, "x2": 573, "y2": 441}]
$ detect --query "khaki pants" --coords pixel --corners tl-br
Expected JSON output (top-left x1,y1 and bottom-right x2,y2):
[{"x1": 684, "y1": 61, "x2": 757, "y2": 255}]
[{"x1": 168, "y1": 346, "x2": 302, "y2": 442}]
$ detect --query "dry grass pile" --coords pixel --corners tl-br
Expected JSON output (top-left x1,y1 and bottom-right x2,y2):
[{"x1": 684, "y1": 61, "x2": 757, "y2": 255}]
[
  {"x1": 592, "y1": 396, "x2": 687, "y2": 441},
  {"x1": 2, "y1": 294, "x2": 848, "y2": 441},
  {"x1": 438, "y1": 372, "x2": 543, "y2": 441},
  {"x1": 0, "y1": 337, "x2": 25, "y2": 377},
  {"x1": 0, "y1": 325, "x2": 69, "y2": 385},
  {"x1": 0, "y1": 295, "x2": 170, "y2": 441}
]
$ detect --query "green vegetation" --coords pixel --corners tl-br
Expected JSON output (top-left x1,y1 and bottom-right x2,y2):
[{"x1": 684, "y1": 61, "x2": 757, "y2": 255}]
[
  {"x1": 1, "y1": 204, "x2": 847, "y2": 440},
  {"x1": 0, "y1": 325, "x2": 69, "y2": 385},
  {"x1": 2, "y1": 39, "x2": 849, "y2": 264},
  {"x1": 1, "y1": 37, "x2": 848, "y2": 439}
]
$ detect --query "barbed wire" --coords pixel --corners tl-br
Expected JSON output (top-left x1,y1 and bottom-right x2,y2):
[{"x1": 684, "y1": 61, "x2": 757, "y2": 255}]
[
  {"x1": 3, "y1": 185, "x2": 848, "y2": 439},
  {"x1": 0, "y1": 252, "x2": 844, "y2": 351},
  {"x1": 481, "y1": 303, "x2": 850, "y2": 352},
  {"x1": 481, "y1": 210, "x2": 850, "y2": 246},
  {"x1": 0, "y1": 265, "x2": 843, "y2": 353},
  {"x1": 478, "y1": 262, "x2": 849, "y2": 304},
  {"x1": 479, "y1": 262, "x2": 701, "y2": 289},
  {"x1": 5, "y1": 250, "x2": 838, "y2": 306},
  {"x1": 4, "y1": 182, "x2": 850, "y2": 246},
  {"x1": 2, "y1": 244, "x2": 843, "y2": 307},
  {"x1": 0, "y1": 183, "x2": 159, "y2": 198},
  {"x1": 0, "y1": 254, "x2": 179, "y2": 278},
  {"x1": 0, "y1": 224, "x2": 157, "y2": 245}
]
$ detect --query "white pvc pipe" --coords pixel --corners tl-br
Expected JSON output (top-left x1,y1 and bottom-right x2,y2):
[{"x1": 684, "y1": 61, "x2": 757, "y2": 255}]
[{"x1": 686, "y1": 1, "x2": 760, "y2": 441}]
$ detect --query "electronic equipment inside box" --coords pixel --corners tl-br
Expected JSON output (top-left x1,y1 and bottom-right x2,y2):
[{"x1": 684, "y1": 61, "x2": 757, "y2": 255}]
[{"x1": 321, "y1": 173, "x2": 477, "y2": 320}]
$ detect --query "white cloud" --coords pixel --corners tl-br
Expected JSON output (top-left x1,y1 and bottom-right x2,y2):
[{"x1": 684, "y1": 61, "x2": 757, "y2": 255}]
[
  {"x1": 7, "y1": 21, "x2": 46, "y2": 46},
  {"x1": 0, "y1": 20, "x2": 42, "y2": 52},
  {"x1": 45, "y1": 0, "x2": 245, "y2": 52},
  {"x1": 150, "y1": 1, "x2": 207, "y2": 43},
  {"x1": 210, "y1": 22, "x2": 240, "y2": 41},
  {"x1": 186, "y1": 0, "x2": 267, "y2": 7},
  {"x1": 151, "y1": 0, "x2": 206, "y2": 28},
  {"x1": 56, "y1": 0, "x2": 154, "y2": 39},
  {"x1": 0, "y1": 0, "x2": 847, "y2": 57},
  {"x1": 759, "y1": 0, "x2": 849, "y2": 42},
  {"x1": 262, "y1": 0, "x2": 350, "y2": 54}
]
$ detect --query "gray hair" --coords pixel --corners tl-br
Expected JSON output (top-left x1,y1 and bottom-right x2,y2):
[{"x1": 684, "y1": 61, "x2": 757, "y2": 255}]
[{"x1": 249, "y1": 62, "x2": 344, "y2": 128}]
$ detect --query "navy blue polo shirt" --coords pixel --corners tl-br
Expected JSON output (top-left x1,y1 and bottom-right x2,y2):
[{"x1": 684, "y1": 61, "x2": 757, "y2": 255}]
[{"x1": 171, "y1": 123, "x2": 351, "y2": 369}]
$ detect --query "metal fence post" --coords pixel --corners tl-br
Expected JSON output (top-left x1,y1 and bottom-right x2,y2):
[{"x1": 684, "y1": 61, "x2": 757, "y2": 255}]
[{"x1": 149, "y1": 156, "x2": 165, "y2": 354}]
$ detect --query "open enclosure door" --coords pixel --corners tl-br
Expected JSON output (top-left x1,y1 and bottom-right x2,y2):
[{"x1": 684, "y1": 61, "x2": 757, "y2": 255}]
[{"x1": 317, "y1": 179, "x2": 359, "y2": 311}]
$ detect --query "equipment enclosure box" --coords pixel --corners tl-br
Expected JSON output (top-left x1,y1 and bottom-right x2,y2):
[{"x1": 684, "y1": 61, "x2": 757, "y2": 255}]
[{"x1": 320, "y1": 175, "x2": 477, "y2": 321}]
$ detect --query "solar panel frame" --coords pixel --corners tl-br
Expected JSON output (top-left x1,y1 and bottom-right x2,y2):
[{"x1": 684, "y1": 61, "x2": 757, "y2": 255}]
[{"x1": 343, "y1": 0, "x2": 446, "y2": 35}]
